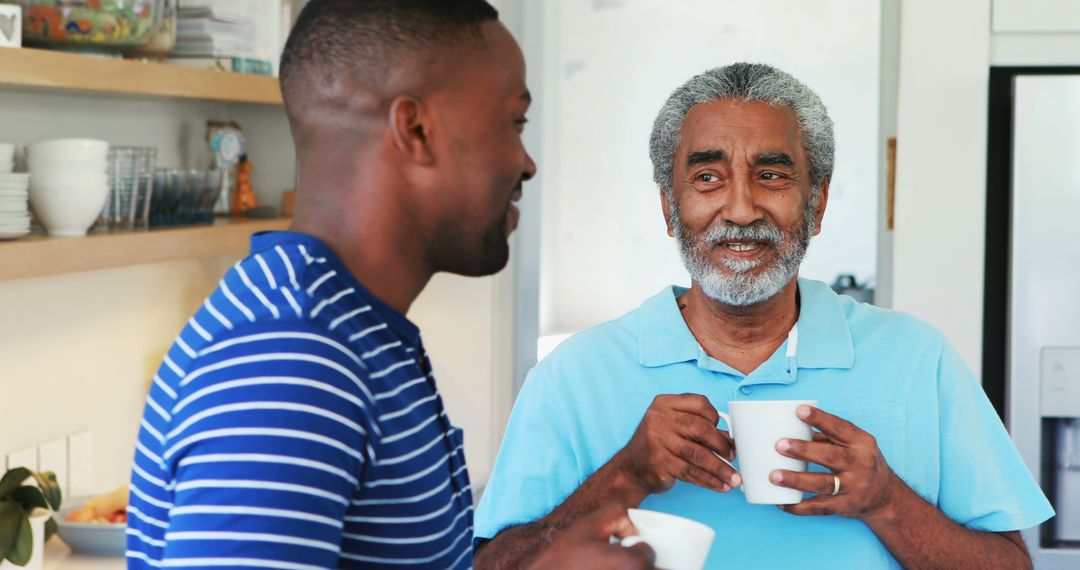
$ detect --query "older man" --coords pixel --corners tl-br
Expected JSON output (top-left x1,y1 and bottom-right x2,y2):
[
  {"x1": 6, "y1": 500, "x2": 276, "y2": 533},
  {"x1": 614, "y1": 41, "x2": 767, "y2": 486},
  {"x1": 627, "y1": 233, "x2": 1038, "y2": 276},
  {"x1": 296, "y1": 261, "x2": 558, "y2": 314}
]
[{"x1": 474, "y1": 63, "x2": 1053, "y2": 569}]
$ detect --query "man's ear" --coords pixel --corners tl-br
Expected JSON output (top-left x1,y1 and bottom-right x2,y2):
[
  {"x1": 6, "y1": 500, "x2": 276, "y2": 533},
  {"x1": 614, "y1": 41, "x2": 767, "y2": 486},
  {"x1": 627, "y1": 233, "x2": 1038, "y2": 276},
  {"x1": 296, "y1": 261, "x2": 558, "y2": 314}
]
[
  {"x1": 660, "y1": 189, "x2": 675, "y2": 237},
  {"x1": 812, "y1": 178, "x2": 830, "y2": 236},
  {"x1": 388, "y1": 95, "x2": 435, "y2": 166}
]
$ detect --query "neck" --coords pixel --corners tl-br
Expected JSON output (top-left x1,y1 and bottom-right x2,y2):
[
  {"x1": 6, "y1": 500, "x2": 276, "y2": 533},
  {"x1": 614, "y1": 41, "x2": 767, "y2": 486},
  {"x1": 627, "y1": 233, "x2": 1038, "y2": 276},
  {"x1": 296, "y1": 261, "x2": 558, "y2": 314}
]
[
  {"x1": 679, "y1": 277, "x2": 800, "y2": 375},
  {"x1": 289, "y1": 146, "x2": 433, "y2": 315}
]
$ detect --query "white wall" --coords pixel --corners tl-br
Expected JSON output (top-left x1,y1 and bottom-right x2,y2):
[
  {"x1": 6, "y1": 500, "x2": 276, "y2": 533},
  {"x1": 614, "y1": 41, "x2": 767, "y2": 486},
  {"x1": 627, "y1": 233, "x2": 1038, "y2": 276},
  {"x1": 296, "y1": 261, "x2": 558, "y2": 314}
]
[
  {"x1": 0, "y1": 258, "x2": 232, "y2": 493},
  {"x1": 990, "y1": 0, "x2": 1080, "y2": 66},
  {"x1": 875, "y1": 0, "x2": 900, "y2": 309},
  {"x1": 891, "y1": 0, "x2": 991, "y2": 376},
  {"x1": 537, "y1": 0, "x2": 882, "y2": 335}
]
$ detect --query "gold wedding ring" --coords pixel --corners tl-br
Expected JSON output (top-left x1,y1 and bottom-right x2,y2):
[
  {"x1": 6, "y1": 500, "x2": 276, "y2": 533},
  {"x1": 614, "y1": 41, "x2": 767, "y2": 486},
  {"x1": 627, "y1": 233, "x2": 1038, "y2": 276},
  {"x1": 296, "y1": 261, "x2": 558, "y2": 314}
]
[{"x1": 831, "y1": 474, "x2": 841, "y2": 496}]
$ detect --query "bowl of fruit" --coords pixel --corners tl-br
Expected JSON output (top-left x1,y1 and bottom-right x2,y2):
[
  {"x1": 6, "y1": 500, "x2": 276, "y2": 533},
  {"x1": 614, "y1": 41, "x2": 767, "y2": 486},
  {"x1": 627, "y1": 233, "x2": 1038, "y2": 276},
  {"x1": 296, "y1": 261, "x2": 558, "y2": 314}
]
[{"x1": 55, "y1": 484, "x2": 129, "y2": 557}]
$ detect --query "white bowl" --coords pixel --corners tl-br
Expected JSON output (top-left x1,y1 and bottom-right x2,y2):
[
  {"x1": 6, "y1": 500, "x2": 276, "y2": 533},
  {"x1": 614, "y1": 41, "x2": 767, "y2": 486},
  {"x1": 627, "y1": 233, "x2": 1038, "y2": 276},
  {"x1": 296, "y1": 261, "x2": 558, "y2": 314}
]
[
  {"x1": 29, "y1": 182, "x2": 109, "y2": 237},
  {"x1": 28, "y1": 159, "x2": 108, "y2": 175},
  {"x1": 30, "y1": 172, "x2": 109, "y2": 188},
  {"x1": 0, "y1": 143, "x2": 13, "y2": 163},
  {"x1": 27, "y1": 139, "x2": 109, "y2": 163}
]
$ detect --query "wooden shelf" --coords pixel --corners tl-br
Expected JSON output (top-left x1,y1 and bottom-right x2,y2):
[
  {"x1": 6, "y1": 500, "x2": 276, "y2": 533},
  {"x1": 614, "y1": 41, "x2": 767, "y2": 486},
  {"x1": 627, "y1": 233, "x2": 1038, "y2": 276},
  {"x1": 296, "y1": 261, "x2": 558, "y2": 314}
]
[
  {"x1": 0, "y1": 47, "x2": 283, "y2": 105},
  {"x1": 0, "y1": 218, "x2": 290, "y2": 282}
]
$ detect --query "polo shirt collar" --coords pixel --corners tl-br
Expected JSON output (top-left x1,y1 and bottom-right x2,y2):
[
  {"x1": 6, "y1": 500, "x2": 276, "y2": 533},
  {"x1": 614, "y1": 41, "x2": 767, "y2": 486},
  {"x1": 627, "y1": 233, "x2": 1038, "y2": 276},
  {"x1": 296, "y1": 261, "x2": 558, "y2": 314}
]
[{"x1": 637, "y1": 277, "x2": 855, "y2": 371}]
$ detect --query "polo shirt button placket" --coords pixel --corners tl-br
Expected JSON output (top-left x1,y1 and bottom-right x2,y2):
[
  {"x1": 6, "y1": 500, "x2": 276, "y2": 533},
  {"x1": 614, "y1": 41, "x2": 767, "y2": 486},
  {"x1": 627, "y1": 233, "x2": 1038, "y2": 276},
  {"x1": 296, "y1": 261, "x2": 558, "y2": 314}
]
[{"x1": 740, "y1": 386, "x2": 753, "y2": 396}]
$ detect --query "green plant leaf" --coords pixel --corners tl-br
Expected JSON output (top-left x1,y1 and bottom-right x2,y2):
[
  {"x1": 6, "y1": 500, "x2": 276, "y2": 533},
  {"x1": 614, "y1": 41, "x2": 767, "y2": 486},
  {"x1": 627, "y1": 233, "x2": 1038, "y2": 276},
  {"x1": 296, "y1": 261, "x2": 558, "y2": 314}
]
[
  {"x1": 43, "y1": 518, "x2": 57, "y2": 543},
  {"x1": 0, "y1": 502, "x2": 22, "y2": 564},
  {"x1": 0, "y1": 468, "x2": 32, "y2": 499},
  {"x1": 30, "y1": 472, "x2": 61, "y2": 512},
  {"x1": 5, "y1": 510, "x2": 30, "y2": 567},
  {"x1": 8, "y1": 487, "x2": 47, "y2": 512}
]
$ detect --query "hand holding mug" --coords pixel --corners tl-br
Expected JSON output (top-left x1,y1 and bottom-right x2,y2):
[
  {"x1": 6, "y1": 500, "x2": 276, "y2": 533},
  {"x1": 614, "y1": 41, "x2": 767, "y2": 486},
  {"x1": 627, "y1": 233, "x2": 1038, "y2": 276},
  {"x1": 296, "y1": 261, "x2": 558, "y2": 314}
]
[
  {"x1": 615, "y1": 394, "x2": 740, "y2": 497},
  {"x1": 771, "y1": 405, "x2": 899, "y2": 519}
]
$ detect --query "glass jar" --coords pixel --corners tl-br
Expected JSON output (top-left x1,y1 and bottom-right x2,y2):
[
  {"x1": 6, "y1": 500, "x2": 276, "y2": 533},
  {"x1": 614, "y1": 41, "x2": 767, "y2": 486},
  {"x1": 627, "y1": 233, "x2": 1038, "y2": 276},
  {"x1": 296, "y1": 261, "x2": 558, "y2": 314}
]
[
  {"x1": 125, "y1": 0, "x2": 173, "y2": 57},
  {"x1": 21, "y1": 0, "x2": 161, "y2": 51}
]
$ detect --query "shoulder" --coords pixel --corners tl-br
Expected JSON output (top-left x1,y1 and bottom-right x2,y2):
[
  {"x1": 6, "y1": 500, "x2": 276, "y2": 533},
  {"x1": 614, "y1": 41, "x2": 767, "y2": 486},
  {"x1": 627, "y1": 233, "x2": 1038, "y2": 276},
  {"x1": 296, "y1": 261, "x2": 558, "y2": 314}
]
[
  {"x1": 187, "y1": 236, "x2": 391, "y2": 354},
  {"x1": 552, "y1": 311, "x2": 640, "y2": 358},
  {"x1": 529, "y1": 303, "x2": 644, "y2": 390},
  {"x1": 840, "y1": 295, "x2": 948, "y2": 352},
  {"x1": 544, "y1": 302, "x2": 641, "y2": 358}
]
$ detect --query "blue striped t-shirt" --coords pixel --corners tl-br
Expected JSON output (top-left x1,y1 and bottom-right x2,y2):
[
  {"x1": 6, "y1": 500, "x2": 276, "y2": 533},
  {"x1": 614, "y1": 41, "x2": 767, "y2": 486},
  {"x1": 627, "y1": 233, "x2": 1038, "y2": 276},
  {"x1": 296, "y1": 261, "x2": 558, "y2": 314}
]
[{"x1": 127, "y1": 231, "x2": 473, "y2": 569}]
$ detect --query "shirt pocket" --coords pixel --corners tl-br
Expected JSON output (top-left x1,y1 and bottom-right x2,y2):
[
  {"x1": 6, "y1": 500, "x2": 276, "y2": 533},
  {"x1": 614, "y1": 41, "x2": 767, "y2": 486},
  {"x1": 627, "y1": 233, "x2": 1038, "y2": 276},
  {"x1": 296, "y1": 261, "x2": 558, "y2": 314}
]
[{"x1": 822, "y1": 402, "x2": 908, "y2": 474}]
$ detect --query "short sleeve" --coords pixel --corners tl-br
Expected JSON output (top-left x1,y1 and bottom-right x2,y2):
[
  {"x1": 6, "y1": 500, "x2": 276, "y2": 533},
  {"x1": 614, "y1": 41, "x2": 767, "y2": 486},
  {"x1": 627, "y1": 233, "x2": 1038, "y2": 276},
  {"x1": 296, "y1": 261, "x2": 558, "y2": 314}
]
[
  {"x1": 159, "y1": 323, "x2": 375, "y2": 568},
  {"x1": 936, "y1": 342, "x2": 1054, "y2": 531},
  {"x1": 474, "y1": 363, "x2": 583, "y2": 541}
]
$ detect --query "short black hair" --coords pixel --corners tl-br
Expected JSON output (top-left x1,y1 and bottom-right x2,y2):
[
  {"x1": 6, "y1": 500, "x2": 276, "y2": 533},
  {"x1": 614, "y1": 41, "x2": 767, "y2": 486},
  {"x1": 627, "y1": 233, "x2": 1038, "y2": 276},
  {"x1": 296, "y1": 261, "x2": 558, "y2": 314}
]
[{"x1": 280, "y1": 0, "x2": 499, "y2": 108}]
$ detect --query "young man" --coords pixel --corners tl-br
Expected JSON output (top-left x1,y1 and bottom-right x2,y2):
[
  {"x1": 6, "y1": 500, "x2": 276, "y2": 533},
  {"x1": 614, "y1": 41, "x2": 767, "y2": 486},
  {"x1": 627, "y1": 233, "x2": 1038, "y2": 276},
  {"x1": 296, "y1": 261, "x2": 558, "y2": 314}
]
[{"x1": 126, "y1": 1, "x2": 653, "y2": 568}]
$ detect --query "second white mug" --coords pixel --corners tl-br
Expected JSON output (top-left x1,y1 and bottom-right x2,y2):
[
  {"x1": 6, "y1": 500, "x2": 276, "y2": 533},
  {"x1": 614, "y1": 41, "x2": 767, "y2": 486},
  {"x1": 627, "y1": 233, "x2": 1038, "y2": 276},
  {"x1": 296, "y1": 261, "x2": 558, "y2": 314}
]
[
  {"x1": 718, "y1": 399, "x2": 818, "y2": 504},
  {"x1": 619, "y1": 509, "x2": 714, "y2": 570}
]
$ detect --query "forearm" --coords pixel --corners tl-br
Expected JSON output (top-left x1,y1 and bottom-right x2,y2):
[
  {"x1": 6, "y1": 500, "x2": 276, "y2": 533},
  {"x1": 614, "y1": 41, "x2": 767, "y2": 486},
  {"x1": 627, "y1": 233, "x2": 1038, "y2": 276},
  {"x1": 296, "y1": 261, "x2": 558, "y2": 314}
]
[
  {"x1": 863, "y1": 475, "x2": 1031, "y2": 570},
  {"x1": 474, "y1": 454, "x2": 645, "y2": 569}
]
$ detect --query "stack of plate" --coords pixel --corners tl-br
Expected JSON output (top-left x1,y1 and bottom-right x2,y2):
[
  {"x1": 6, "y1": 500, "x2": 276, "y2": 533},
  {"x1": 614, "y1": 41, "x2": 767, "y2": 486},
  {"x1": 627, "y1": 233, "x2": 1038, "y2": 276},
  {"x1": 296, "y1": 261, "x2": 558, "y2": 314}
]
[{"x1": 0, "y1": 173, "x2": 31, "y2": 239}]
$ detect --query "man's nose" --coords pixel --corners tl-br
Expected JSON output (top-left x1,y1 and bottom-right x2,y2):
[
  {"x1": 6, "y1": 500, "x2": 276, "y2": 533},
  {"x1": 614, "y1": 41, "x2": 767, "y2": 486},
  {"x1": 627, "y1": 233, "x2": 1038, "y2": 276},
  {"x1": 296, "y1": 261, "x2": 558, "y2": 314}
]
[
  {"x1": 721, "y1": 175, "x2": 762, "y2": 226},
  {"x1": 522, "y1": 151, "x2": 537, "y2": 182}
]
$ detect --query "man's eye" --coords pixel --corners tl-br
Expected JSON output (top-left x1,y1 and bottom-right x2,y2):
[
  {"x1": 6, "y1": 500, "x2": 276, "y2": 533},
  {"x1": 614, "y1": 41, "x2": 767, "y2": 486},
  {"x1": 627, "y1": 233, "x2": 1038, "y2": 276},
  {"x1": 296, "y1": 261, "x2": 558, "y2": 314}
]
[
  {"x1": 761, "y1": 172, "x2": 783, "y2": 180},
  {"x1": 698, "y1": 173, "x2": 718, "y2": 183}
]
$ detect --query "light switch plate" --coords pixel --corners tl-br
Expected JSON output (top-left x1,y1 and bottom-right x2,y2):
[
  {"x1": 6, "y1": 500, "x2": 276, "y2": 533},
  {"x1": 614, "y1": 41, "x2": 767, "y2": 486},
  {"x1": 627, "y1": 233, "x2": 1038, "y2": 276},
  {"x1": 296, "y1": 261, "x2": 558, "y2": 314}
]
[
  {"x1": 1042, "y1": 348, "x2": 1080, "y2": 417},
  {"x1": 68, "y1": 431, "x2": 96, "y2": 498},
  {"x1": 6, "y1": 447, "x2": 38, "y2": 472},
  {"x1": 38, "y1": 438, "x2": 68, "y2": 498}
]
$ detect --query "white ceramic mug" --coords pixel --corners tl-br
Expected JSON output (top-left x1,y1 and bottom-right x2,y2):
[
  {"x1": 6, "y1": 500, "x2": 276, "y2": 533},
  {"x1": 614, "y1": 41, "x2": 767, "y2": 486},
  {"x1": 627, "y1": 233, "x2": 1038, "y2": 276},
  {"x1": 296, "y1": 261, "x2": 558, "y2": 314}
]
[
  {"x1": 616, "y1": 509, "x2": 714, "y2": 570},
  {"x1": 717, "y1": 399, "x2": 817, "y2": 504}
]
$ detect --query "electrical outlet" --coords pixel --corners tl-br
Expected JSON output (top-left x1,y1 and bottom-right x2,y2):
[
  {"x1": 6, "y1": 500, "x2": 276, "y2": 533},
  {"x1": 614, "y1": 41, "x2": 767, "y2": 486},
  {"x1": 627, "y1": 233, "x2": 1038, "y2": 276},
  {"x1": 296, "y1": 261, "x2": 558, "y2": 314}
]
[
  {"x1": 68, "y1": 431, "x2": 96, "y2": 498},
  {"x1": 6, "y1": 447, "x2": 37, "y2": 472},
  {"x1": 38, "y1": 438, "x2": 68, "y2": 499}
]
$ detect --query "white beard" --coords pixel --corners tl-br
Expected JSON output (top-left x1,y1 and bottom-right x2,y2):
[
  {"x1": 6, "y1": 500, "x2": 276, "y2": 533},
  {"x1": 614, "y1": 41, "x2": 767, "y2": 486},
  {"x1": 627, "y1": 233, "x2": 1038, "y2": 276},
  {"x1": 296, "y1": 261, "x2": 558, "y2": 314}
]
[{"x1": 672, "y1": 194, "x2": 817, "y2": 306}]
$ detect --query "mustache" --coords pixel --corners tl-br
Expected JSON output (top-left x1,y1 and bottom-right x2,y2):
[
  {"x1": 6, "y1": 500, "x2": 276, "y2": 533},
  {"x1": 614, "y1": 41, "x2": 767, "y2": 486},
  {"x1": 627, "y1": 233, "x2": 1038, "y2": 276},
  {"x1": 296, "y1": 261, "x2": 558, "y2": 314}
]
[{"x1": 697, "y1": 219, "x2": 784, "y2": 245}]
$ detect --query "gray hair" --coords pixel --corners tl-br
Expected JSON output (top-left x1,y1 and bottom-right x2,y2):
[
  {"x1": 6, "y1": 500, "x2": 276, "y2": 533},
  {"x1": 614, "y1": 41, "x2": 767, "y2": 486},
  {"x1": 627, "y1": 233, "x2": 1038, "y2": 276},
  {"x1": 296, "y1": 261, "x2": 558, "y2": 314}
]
[{"x1": 649, "y1": 62, "x2": 835, "y2": 199}]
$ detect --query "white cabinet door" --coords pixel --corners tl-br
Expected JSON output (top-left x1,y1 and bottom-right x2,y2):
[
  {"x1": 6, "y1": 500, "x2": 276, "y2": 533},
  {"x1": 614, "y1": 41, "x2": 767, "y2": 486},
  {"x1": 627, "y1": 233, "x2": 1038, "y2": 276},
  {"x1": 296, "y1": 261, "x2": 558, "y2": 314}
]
[{"x1": 994, "y1": 0, "x2": 1080, "y2": 32}]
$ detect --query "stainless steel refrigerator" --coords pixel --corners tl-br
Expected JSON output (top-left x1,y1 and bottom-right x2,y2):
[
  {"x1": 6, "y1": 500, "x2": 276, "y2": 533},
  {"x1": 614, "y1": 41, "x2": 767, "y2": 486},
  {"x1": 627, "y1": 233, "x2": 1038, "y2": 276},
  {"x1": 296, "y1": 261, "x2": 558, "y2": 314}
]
[{"x1": 1006, "y1": 73, "x2": 1080, "y2": 568}]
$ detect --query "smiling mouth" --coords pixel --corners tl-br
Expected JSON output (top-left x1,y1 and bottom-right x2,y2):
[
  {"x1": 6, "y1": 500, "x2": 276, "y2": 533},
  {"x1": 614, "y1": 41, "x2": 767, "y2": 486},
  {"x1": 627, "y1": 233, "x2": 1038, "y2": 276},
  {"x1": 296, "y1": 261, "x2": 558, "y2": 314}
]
[{"x1": 721, "y1": 241, "x2": 767, "y2": 252}]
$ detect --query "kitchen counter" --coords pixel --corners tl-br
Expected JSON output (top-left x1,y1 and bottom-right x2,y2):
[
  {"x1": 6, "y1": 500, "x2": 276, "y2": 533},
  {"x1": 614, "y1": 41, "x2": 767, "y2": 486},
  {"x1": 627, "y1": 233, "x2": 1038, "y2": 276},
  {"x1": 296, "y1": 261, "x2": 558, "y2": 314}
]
[{"x1": 43, "y1": 538, "x2": 124, "y2": 570}]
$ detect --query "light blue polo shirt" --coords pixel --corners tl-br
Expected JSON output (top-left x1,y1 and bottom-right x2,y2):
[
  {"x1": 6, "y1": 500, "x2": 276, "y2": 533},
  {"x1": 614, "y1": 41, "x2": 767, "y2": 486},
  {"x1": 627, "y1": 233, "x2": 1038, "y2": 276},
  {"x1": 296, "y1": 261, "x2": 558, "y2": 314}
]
[{"x1": 475, "y1": 278, "x2": 1053, "y2": 569}]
